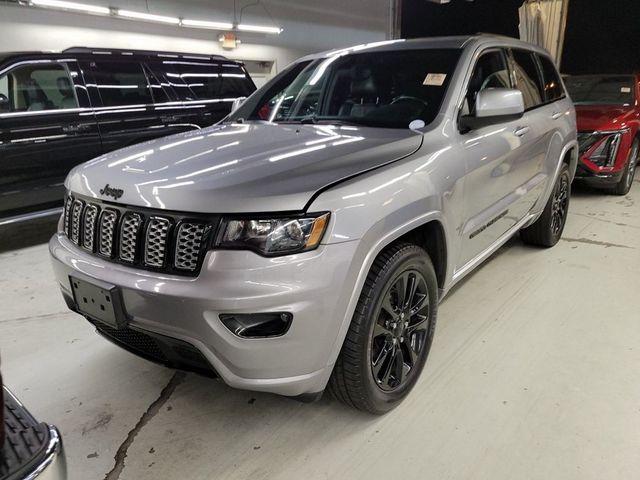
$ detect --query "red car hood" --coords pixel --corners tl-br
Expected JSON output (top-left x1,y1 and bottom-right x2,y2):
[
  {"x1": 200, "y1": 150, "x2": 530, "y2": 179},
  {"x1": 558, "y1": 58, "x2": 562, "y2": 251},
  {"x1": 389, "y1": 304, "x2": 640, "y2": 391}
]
[{"x1": 575, "y1": 104, "x2": 636, "y2": 132}]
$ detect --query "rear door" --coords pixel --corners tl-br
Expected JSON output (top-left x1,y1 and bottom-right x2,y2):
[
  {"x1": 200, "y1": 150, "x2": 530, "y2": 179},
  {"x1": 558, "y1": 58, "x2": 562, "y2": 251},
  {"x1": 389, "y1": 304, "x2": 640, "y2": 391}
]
[
  {"x1": 155, "y1": 58, "x2": 255, "y2": 127},
  {"x1": 82, "y1": 59, "x2": 165, "y2": 154},
  {"x1": 533, "y1": 52, "x2": 572, "y2": 182},
  {"x1": 0, "y1": 58, "x2": 101, "y2": 219}
]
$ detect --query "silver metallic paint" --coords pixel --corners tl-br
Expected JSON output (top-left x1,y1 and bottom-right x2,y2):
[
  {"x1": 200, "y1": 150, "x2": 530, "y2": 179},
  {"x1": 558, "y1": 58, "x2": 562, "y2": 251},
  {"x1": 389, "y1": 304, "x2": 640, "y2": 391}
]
[{"x1": 51, "y1": 35, "x2": 578, "y2": 397}]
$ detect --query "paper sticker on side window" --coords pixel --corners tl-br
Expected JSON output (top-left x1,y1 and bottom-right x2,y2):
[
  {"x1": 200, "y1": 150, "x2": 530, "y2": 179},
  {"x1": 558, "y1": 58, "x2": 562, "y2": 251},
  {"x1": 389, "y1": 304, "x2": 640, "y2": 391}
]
[
  {"x1": 621, "y1": 87, "x2": 631, "y2": 93},
  {"x1": 423, "y1": 73, "x2": 447, "y2": 86}
]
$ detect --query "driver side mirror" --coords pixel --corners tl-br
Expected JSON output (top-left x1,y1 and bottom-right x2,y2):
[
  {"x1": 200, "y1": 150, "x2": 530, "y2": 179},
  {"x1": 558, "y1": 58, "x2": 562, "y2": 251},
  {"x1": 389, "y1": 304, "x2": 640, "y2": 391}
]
[
  {"x1": 0, "y1": 93, "x2": 9, "y2": 113},
  {"x1": 459, "y1": 88, "x2": 524, "y2": 132}
]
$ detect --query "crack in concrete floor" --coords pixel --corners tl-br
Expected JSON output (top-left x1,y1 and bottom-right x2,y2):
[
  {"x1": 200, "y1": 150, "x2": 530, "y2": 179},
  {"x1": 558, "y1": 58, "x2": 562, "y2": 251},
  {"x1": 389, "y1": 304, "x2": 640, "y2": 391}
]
[{"x1": 103, "y1": 372, "x2": 186, "y2": 480}]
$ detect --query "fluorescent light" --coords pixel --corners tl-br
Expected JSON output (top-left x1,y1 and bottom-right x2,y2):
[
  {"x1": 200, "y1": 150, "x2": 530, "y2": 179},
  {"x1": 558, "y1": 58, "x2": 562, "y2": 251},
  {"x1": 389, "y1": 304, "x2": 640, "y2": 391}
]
[
  {"x1": 182, "y1": 19, "x2": 233, "y2": 30},
  {"x1": 237, "y1": 24, "x2": 283, "y2": 34},
  {"x1": 116, "y1": 9, "x2": 180, "y2": 24},
  {"x1": 31, "y1": 0, "x2": 110, "y2": 15}
]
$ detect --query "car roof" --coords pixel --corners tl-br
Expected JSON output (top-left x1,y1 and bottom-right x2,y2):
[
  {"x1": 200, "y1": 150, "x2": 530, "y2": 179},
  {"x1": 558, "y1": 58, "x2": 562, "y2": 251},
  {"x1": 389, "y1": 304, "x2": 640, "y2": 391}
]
[
  {"x1": 298, "y1": 34, "x2": 552, "y2": 62},
  {"x1": 0, "y1": 48, "x2": 235, "y2": 65}
]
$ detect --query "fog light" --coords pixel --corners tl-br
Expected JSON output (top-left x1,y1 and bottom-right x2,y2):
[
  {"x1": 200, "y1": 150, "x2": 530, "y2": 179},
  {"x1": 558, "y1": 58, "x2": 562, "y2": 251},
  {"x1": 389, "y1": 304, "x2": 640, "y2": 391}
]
[{"x1": 219, "y1": 312, "x2": 292, "y2": 338}]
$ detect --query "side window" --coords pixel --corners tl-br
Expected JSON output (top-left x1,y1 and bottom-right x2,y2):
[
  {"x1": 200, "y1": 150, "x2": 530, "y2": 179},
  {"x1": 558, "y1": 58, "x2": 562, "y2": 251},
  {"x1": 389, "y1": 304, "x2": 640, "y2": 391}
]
[
  {"x1": 537, "y1": 54, "x2": 564, "y2": 102},
  {"x1": 164, "y1": 61, "x2": 222, "y2": 101},
  {"x1": 0, "y1": 75, "x2": 8, "y2": 112},
  {"x1": 510, "y1": 50, "x2": 545, "y2": 109},
  {"x1": 464, "y1": 50, "x2": 511, "y2": 115},
  {"x1": 220, "y1": 63, "x2": 255, "y2": 98},
  {"x1": 143, "y1": 65, "x2": 171, "y2": 104},
  {"x1": 0, "y1": 63, "x2": 79, "y2": 113},
  {"x1": 92, "y1": 61, "x2": 152, "y2": 107}
]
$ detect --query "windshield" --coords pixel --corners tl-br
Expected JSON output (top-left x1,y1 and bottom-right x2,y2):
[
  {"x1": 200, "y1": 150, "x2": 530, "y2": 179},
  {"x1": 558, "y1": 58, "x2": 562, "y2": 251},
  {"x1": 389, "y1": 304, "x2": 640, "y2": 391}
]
[
  {"x1": 565, "y1": 75, "x2": 635, "y2": 106},
  {"x1": 229, "y1": 48, "x2": 461, "y2": 129}
]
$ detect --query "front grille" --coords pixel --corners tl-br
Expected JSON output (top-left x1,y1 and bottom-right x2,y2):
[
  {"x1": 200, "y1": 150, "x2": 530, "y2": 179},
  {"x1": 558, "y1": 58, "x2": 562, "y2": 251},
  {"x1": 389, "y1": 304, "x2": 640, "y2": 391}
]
[
  {"x1": 175, "y1": 223, "x2": 206, "y2": 271},
  {"x1": 119, "y1": 213, "x2": 143, "y2": 263},
  {"x1": 82, "y1": 204, "x2": 99, "y2": 251},
  {"x1": 62, "y1": 194, "x2": 215, "y2": 276}
]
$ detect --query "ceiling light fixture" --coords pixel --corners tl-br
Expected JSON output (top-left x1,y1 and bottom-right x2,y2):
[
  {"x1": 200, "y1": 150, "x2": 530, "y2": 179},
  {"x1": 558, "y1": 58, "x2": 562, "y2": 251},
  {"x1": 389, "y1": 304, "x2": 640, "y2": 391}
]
[
  {"x1": 26, "y1": 2, "x2": 283, "y2": 34},
  {"x1": 182, "y1": 19, "x2": 234, "y2": 30},
  {"x1": 30, "y1": 0, "x2": 110, "y2": 15},
  {"x1": 115, "y1": 9, "x2": 180, "y2": 25},
  {"x1": 237, "y1": 24, "x2": 283, "y2": 34}
]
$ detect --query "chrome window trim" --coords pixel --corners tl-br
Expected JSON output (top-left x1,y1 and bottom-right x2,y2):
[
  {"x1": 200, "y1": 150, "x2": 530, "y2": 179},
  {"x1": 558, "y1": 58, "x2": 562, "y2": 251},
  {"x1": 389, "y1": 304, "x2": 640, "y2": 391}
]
[{"x1": 0, "y1": 98, "x2": 238, "y2": 119}]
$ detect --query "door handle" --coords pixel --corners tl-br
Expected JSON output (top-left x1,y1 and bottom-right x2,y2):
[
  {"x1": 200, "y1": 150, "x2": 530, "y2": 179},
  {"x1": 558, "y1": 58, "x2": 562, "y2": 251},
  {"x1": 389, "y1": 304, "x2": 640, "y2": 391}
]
[
  {"x1": 62, "y1": 123, "x2": 90, "y2": 134},
  {"x1": 161, "y1": 115, "x2": 179, "y2": 122},
  {"x1": 514, "y1": 126, "x2": 530, "y2": 137},
  {"x1": 551, "y1": 112, "x2": 563, "y2": 120}
]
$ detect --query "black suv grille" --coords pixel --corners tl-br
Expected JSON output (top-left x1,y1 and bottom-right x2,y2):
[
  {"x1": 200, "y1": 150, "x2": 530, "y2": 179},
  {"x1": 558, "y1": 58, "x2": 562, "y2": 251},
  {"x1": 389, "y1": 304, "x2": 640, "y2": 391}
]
[{"x1": 62, "y1": 194, "x2": 217, "y2": 276}]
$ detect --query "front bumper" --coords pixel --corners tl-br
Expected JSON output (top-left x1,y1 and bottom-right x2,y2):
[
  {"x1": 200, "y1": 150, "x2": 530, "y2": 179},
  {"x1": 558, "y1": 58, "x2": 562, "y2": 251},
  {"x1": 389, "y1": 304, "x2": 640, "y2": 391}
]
[
  {"x1": 1, "y1": 387, "x2": 66, "y2": 480},
  {"x1": 49, "y1": 233, "x2": 360, "y2": 397},
  {"x1": 573, "y1": 163, "x2": 624, "y2": 186}
]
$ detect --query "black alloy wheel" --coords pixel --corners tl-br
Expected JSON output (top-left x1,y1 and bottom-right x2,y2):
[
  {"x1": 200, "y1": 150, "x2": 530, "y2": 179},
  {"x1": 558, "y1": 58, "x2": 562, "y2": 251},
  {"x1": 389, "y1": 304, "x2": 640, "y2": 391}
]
[
  {"x1": 371, "y1": 270, "x2": 430, "y2": 391},
  {"x1": 550, "y1": 173, "x2": 569, "y2": 236},
  {"x1": 521, "y1": 163, "x2": 571, "y2": 248},
  {"x1": 329, "y1": 242, "x2": 438, "y2": 414}
]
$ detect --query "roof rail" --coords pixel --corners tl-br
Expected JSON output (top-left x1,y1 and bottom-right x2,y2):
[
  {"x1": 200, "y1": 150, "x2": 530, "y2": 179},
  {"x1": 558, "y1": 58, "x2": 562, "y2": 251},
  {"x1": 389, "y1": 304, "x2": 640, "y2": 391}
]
[{"x1": 62, "y1": 47, "x2": 228, "y2": 60}]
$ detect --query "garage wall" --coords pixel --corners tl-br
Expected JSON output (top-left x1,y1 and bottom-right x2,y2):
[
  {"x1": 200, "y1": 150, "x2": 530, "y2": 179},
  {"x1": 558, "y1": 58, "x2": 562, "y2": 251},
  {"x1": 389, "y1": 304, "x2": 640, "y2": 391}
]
[{"x1": 0, "y1": 1, "x2": 387, "y2": 73}]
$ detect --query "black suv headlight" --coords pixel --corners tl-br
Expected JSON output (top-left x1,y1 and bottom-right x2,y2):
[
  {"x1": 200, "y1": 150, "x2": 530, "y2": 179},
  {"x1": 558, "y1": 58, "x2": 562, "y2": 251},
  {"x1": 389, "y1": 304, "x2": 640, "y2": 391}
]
[{"x1": 216, "y1": 213, "x2": 330, "y2": 256}]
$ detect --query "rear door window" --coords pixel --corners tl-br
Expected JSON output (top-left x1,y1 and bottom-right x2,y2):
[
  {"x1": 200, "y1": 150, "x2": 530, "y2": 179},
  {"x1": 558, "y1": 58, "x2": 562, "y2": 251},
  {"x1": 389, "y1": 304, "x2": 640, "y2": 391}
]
[
  {"x1": 509, "y1": 50, "x2": 545, "y2": 109},
  {"x1": 537, "y1": 54, "x2": 564, "y2": 102},
  {"x1": 220, "y1": 63, "x2": 255, "y2": 97},
  {"x1": 91, "y1": 61, "x2": 152, "y2": 107},
  {"x1": 0, "y1": 63, "x2": 79, "y2": 113},
  {"x1": 163, "y1": 60, "x2": 222, "y2": 101}
]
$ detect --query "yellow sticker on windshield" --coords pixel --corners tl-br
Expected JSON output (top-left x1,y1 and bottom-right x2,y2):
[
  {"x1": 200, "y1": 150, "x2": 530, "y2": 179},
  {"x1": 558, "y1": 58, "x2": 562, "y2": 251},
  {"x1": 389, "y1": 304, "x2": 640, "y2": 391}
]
[{"x1": 423, "y1": 73, "x2": 447, "y2": 86}]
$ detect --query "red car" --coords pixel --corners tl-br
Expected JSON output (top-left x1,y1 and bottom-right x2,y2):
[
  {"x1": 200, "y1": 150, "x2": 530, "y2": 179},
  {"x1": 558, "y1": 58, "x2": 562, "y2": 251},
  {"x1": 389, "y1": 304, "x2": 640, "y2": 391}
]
[{"x1": 565, "y1": 74, "x2": 640, "y2": 195}]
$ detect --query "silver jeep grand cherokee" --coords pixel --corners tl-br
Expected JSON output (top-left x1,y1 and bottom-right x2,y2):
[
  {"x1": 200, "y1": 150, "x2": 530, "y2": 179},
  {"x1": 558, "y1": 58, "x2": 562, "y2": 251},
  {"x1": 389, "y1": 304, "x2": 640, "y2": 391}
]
[{"x1": 50, "y1": 36, "x2": 577, "y2": 413}]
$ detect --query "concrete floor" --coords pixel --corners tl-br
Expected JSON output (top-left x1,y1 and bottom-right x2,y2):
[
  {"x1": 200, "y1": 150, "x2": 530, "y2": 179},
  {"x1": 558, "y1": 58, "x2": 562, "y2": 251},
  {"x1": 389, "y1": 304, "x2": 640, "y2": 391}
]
[{"x1": 1, "y1": 181, "x2": 639, "y2": 480}]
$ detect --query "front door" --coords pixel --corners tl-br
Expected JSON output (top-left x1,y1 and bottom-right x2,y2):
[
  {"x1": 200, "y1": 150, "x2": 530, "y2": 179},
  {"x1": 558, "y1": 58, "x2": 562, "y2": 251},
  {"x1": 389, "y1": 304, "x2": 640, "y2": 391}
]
[
  {"x1": 455, "y1": 49, "x2": 540, "y2": 270},
  {"x1": 0, "y1": 59, "x2": 101, "y2": 218}
]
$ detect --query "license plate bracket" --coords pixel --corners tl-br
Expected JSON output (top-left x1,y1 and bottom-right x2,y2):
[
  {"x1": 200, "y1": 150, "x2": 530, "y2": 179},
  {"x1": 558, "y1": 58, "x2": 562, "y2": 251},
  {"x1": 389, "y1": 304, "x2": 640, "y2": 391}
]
[{"x1": 69, "y1": 276, "x2": 127, "y2": 329}]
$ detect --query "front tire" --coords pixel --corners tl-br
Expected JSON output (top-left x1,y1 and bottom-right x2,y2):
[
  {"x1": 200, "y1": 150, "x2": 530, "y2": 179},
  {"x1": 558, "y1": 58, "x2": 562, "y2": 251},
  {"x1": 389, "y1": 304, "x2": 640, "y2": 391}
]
[
  {"x1": 521, "y1": 163, "x2": 571, "y2": 247},
  {"x1": 328, "y1": 242, "x2": 438, "y2": 414},
  {"x1": 609, "y1": 138, "x2": 638, "y2": 196}
]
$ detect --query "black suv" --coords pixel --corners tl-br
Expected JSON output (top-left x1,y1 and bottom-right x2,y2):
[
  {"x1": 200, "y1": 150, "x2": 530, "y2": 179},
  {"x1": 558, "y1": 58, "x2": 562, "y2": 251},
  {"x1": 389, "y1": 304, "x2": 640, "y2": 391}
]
[{"x1": 0, "y1": 47, "x2": 255, "y2": 224}]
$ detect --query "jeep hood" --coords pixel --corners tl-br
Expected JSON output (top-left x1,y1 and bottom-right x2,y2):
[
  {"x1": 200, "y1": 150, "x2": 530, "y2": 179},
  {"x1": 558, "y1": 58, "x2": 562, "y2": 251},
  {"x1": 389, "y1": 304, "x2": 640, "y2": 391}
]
[{"x1": 66, "y1": 123, "x2": 423, "y2": 213}]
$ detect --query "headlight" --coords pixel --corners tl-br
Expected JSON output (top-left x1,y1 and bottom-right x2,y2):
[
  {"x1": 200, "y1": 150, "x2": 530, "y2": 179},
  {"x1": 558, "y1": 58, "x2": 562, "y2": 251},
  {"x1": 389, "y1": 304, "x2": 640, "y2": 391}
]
[
  {"x1": 580, "y1": 129, "x2": 628, "y2": 167},
  {"x1": 216, "y1": 213, "x2": 330, "y2": 256}
]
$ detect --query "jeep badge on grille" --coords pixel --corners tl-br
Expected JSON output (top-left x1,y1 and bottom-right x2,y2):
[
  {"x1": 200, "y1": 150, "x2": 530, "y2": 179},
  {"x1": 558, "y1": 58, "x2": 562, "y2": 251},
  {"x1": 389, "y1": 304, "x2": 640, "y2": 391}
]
[{"x1": 100, "y1": 184, "x2": 124, "y2": 200}]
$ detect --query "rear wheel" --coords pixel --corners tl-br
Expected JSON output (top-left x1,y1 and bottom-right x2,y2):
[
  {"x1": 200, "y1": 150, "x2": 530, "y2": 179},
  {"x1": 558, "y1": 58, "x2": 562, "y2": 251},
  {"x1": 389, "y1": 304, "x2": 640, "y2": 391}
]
[
  {"x1": 521, "y1": 163, "x2": 570, "y2": 247},
  {"x1": 609, "y1": 138, "x2": 638, "y2": 196},
  {"x1": 328, "y1": 242, "x2": 438, "y2": 414}
]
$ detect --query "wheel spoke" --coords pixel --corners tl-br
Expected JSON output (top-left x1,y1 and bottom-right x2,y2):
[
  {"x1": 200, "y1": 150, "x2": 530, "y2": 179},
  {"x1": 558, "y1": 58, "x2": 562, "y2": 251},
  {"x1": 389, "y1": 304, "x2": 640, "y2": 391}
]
[
  {"x1": 401, "y1": 339, "x2": 419, "y2": 367},
  {"x1": 404, "y1": 273, "x2": 417, "y2": 309},
  {"x1": 407, "y1": 313, "x2": 429, "y2": 334},
  {"x1": 372, "y1": 341, "x2": 393, "y2": 380},
  {"x1": 379, "y1": 345, "x2": 397, "y2": 387},
  {"x1": 373, "y1": 321, "x2": 393, "y2": 339},
  {"x1": 381, "y1": 295, "x2": 397, "y2": 319},
  {"x1": 410, "y1": 292, "x2": 428, "y2": 315},
  {"x1": 395, "y1": 348, "x2": 409, "y2": 385},
  {"x1": 394, "y1": 275, "x2": 407, "y2": 311}
]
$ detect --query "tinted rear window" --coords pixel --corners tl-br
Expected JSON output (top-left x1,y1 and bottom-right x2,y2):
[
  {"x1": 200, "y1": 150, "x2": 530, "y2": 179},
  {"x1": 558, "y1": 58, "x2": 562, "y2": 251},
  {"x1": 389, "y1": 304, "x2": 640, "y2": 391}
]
[
  {"x1": 565, "y1": 75, "x2": 634, "y2": 105},
  {"x1": 537, "y1": 55, "x2": 564, "y2": 102},
  {"x1": 92, "y1": 61, "x2": 152, "y2": 107},
  {"x1": 160, "y1": 60, "x2": 254, "y2": 101},
  {"x1": 510, "y1": 49, "x2": 544, "y2": 109}
]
